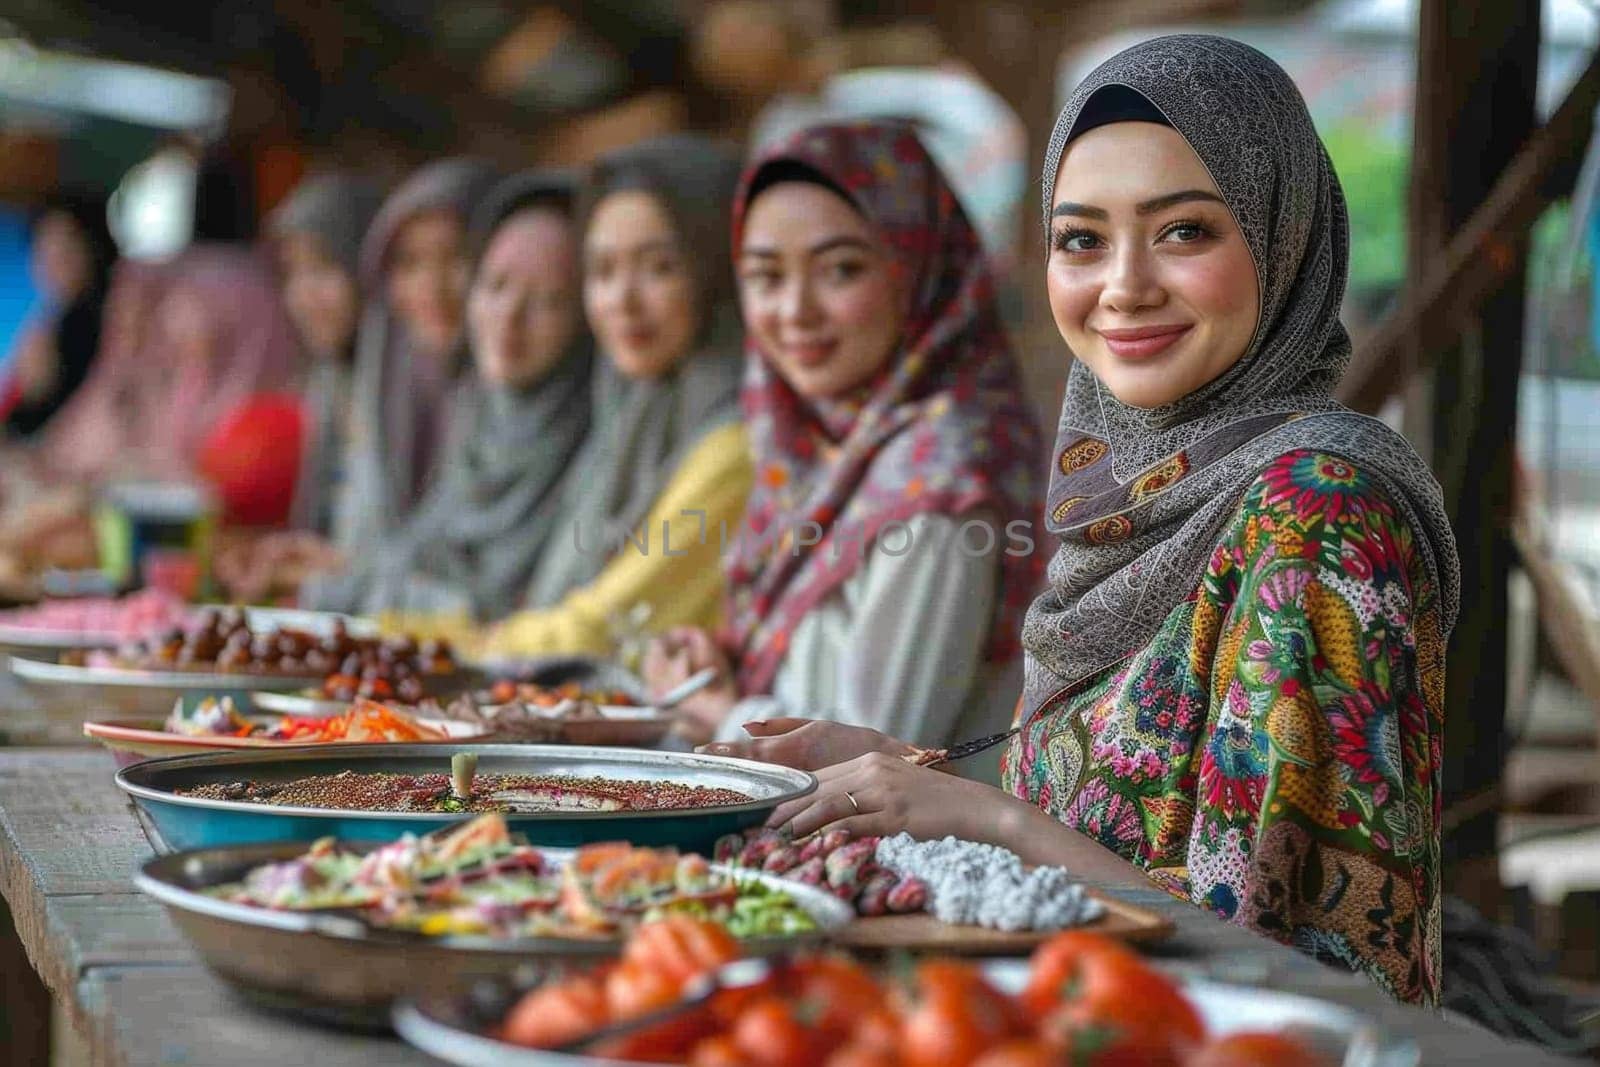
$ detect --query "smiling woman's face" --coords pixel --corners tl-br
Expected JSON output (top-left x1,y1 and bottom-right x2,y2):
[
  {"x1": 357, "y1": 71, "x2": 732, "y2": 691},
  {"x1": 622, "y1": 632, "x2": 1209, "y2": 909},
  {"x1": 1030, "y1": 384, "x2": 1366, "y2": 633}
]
[
  {"x1": 583, "y1": 190, "x2": 698, "y2": 381},
  {"x1": 468, "y1": 209, "x2": 580, "y2": 389},
  {"x1": 1047, "y1": 121, "x2": 1260, "y2": 409},
  {"x1": 387, "y1": 209, "x2": 470, "y2": 359},
  {"x1": 738, "y1": 180, "x2": 903, "y2": 401}
]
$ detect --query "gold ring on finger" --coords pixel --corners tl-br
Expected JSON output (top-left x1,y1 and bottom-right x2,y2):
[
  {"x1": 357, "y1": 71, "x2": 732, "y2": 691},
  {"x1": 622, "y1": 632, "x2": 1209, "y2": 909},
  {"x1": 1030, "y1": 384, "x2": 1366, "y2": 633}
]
[{"x1": 844, "y1": 790, "x2": 861, "y2": 815}]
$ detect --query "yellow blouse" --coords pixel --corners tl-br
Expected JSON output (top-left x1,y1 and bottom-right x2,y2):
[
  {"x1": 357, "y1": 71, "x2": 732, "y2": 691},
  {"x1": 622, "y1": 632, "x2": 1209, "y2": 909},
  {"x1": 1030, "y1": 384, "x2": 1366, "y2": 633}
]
[{"x1": 379, "y1": 423, "x2": 752, "y2": 660}]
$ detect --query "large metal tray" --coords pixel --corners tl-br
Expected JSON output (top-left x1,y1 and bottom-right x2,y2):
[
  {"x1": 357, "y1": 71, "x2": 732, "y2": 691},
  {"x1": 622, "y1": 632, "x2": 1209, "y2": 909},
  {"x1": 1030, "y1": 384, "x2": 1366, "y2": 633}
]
[
  {"x1": 116, "y1": 743, "x2": 815, "y2": 854},
  {"x1": 0, "y1": 605, "x2": 376, "y2": 659},
  {"x1": 136, "y1": 839, "x2": 850, "y2": 1030},
  {"x1": 83, "y1": 716, "x2": 490, "y2": 768},
  {"x1": 250, "y1": 693, "x2": 675, "y2": 749},
  {"x1": 8, "y1": 654, "x2": 321, "y2": 716},
  {"x1": 395, "y1": 960, "x2": 1420, "y2": 1066}
]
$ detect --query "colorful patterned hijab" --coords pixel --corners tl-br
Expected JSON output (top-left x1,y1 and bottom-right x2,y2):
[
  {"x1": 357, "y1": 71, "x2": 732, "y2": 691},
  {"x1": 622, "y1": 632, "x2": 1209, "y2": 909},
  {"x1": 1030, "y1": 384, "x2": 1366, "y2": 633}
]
[
  {"x1": 723, "y1": 121, "x2": 1045, "y2": 695},
  {"x1": 1020, "y1": 35, "x2": 1460, "y2": 718}
]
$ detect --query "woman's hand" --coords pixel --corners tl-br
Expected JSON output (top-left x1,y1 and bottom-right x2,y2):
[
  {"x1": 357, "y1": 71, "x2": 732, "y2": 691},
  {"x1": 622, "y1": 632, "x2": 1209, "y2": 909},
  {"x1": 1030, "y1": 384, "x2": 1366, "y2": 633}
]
[
  {"x1": 764, "y1": 752, "x2": 991, "y2": 840},
  {"x1": 698, "y1": 719, "x2": 914, "y2": 772},
  {"x1": 642, "y1": 626, "x2": 738, "y2": 745}
]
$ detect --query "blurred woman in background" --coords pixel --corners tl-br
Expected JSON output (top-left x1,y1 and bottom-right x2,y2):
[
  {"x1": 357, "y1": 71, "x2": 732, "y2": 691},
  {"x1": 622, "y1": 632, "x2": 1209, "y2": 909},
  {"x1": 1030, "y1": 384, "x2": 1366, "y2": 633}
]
[
  {"x1": 267, "y1": 172, "x2": 385, "y2": 535},
  {"x1": 388, "y1": 136, "x2": 751, "y2": 659},
  {"x1": 217, "y1": 160, "x2": 496, "y2": 603},
  {"x1": 643, "y1": 122, "x2": 1043, "y2": 755},
  {"x1": 336, "y1": 158, "x2": 500, "y2": 550},
  {"x1": 40, "y1": 246, "x2": 298, "y2": 480},
  {"x1": 3, "y1": 194, "x2": 115, "y2": 438},
  {"x1": 300, "y1": 171, "x2": 593, "y2": 619}
]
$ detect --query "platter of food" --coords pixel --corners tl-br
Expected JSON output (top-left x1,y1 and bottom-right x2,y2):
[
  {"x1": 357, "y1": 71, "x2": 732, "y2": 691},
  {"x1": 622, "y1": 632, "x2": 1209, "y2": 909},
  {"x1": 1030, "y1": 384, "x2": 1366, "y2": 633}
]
[
  {"x1": 9, "y1": 610, "x2": 464, "y2": 715},
  {"x1": 0, "y1": 598, "x2": 376, "y2": 658},
  {"x1": 116, "y1": 744, "x2": 816, "y2": 853},
  {"x1": 84, "y1": 699, "x2": 488, "y2": 766},
  {"x1": 713, "y1": 827, "x2": 1173, "y2": 952},
  {"x1": 253, "y1": 680, "x2": 675, "y2": 749},
  {"x1": 0, "y1": 588, "x2": 190, "y2": 656},
  {"x1": 133, "y1": 814, "x2": 850, "y2": 1028},
  {"x1": 394, "y1": 921, "x2": 1416, "y2": 1066}
]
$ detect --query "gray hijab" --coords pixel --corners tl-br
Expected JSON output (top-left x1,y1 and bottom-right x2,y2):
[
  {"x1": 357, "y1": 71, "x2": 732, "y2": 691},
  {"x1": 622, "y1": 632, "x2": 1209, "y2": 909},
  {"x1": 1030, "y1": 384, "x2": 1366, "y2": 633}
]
[
  {"x1": 1020, "y1": 35, "x2": 1460, "y2": 718},
  {"x1": 305, "y1": 171, "x2": 594, "y2": 619},
  {"x1": 335, "y1": 157, "x2": 501, "y2": 551},
  {"x1": 522, "y1": 135, "x2": 745, "y2": 608},
  {"x1": 267, "y1": 172, "x2": 385, "y2": 534},
  {"x1": 267, "y1": 172, "x2": 384, "y2": 282}
]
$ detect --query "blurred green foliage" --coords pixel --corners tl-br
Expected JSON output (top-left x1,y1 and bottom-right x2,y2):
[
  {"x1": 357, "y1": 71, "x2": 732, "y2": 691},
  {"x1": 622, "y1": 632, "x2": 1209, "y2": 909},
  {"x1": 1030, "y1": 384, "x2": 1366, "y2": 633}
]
[{"x1": 1321, "y1": 121, "x2": 1408, "y2": 292}]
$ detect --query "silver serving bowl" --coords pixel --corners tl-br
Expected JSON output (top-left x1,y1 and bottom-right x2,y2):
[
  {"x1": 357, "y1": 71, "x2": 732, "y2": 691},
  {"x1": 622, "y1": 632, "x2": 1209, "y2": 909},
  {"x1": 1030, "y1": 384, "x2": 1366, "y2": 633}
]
[
  {"x1": 395, "y1": 961, "x2": 1420, "y2": 1067},
  {"x1": 136, "y1": 839, "x2": 851, "y2": 1030},
  {"x1": 116, "y1": 743, "x2": 815, "y2": 854}
]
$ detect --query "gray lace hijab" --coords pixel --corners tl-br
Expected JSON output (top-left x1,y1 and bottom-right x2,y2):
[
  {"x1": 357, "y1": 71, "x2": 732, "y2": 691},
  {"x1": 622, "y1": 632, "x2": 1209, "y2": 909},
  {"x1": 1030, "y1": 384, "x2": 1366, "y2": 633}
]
[
  {"x1": 336, "y1": 158, "x2": 501, "y2": 551},
  {"x1": 304, "y1": 171, "x2": 593, "y2": 619},
  {"x1": 1020, "y1": 34, "x2": 1460, "y2": 717},
  {"x1": 267, "y1": 172, "x2": 386, "y2": 535},
  {"x1": 521, "y1": 135, "x2": 745, "y2": 608}
]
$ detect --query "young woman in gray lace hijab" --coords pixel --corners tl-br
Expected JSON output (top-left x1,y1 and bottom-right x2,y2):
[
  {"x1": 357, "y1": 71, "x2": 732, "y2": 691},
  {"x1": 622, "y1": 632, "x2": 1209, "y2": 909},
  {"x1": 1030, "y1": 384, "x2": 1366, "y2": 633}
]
[
  {"x1": 301, "y1": 171, "x2": 593, "y2": 619},
  {"x1": 706, "y1": 36, "x2": 1460, "y2": 1008},
  {"x1": 267, "y1": 172, "x2": 385, "y2": 535},
  {"x1": 384, "y1": 135, "x2": 751, "y2": 659}
]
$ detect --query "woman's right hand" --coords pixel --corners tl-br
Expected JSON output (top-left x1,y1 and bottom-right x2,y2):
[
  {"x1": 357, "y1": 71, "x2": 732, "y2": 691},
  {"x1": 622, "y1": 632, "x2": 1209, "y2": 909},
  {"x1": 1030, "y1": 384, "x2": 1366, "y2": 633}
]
[{"x1": 698, "y1": 718, "x2": 915, "y2": 772}]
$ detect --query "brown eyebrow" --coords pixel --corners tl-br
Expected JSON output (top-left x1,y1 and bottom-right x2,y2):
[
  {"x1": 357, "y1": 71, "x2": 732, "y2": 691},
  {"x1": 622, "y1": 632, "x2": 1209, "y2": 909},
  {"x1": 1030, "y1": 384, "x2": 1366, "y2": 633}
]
[
  {"x1": 742, "y1": 235, "x2": 875, "y2": 260},
  {"x1": 585, "y1": 237, "x2": 678, "y2": 257},
  {"x1": 1051, "y1": 189, "x2": 1228, "y2": 221}
]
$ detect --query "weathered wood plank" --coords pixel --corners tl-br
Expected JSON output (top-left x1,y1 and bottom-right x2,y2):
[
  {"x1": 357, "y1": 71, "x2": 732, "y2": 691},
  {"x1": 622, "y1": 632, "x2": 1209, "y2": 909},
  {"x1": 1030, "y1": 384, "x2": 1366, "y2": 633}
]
[
  {"x1": 0, "y1": 748, "x2": 153, "y2": 897},
  {"x1": 0, "y1": 748, "x2": 163, "y2": 1032},
  {"x1": 50, "y1": 895, "x2": 192, "y2": 971},
  {"x1": 80, "y1": 966, "x2": 436, "y2": 1067}
]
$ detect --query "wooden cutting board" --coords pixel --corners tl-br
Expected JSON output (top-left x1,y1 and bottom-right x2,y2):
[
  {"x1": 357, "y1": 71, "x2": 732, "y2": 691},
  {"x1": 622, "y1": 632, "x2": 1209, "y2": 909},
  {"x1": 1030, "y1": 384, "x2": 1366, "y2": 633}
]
[{"x1": 831, "y1": 889, "x2": 1174, "y2": 954}]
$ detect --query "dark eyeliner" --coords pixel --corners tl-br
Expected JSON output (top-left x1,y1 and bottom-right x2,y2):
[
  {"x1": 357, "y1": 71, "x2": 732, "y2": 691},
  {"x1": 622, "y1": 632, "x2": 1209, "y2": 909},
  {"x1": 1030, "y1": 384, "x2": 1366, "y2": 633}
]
[
  {"x1": 1157, "y1": 218, "x2": 1212, "y2": 242},
  {"x1": 1052, "y1": 226, "x2": 1100, "y2": 252}
]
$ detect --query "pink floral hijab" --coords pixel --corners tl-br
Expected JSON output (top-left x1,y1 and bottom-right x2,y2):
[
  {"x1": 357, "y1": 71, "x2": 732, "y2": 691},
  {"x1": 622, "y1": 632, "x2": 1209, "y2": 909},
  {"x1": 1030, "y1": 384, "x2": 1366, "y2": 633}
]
[{"x1": 722, "y1": 120, "x2": 1045, "y2": 694}]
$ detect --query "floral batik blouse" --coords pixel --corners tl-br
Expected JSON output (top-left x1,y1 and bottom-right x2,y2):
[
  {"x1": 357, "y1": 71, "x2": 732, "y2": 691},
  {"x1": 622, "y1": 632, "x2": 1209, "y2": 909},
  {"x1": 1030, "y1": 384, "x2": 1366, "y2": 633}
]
[{"x1": 1002, "y1": 449, "x2": 1446, "y2": 1005}]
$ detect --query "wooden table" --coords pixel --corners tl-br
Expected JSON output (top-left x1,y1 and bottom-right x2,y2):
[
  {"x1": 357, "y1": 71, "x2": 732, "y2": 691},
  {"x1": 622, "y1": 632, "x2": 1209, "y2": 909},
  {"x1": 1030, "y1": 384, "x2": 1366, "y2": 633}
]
[{"x1": 0, "y1": 748, "x2": 1580, "y2": 1066}]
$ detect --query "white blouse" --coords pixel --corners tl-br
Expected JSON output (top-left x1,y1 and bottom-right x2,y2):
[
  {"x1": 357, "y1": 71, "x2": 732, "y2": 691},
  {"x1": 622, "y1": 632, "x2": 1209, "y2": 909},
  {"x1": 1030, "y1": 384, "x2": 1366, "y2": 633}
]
[{"x1": 715, "y1": 511, "x2": 1021, "y2": 783}]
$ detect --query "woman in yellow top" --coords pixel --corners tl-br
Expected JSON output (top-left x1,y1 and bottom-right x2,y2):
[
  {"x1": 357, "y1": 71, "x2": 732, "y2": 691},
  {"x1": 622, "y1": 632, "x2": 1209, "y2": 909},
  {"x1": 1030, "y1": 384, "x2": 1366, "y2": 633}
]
[{"x1": 385, "y1": 135, "x2": 752, "y2": 659}]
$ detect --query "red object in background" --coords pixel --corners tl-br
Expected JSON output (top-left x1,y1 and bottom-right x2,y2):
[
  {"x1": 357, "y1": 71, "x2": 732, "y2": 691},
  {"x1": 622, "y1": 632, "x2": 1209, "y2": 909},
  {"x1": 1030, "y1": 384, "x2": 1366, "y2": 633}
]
[
  {"x1": 141, "y1": 548, "x2": 202, "y2": 600},
  {"x1": 197, "y1": 392, "x2": 307, "y2": 526},
  {"x1": 0, "y1": 374, "x2": 20, "y2": 421}
]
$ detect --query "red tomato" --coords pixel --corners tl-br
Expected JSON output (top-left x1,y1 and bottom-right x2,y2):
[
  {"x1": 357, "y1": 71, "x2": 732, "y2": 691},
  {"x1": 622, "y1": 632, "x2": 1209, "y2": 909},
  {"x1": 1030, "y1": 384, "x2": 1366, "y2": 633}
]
[
  {"x1": 605, "y1": 960, "x2": 681, "y2": 1020},
  {"x1": 825, "y1": 1041, "x2": 902, "y2": 1067},
  {"x1": 624, "y1": 916, "x2": 741, "y2": 987},
  {"x1": 588, "y1": 1006, "x2": 718, "y2": 1064},
  {"x1": 849, "y1": 1006, "x2": 903, "y2": 1054},
  {"x1": 688, "y1": 1034, "x2": 755, "y2": 1067},
  {"x1": 897, "y1": 961, "x2": 1025, "y2": 1067},
  {"x1": 1024, "y1": 934, "x2": 1203, "y2": 1060},
  {"x1": 1187, "y1": 1031, "x2": 1333, "y2": 1067},
  {"x1": 1040, "y1": 998, "x2": 1183, "y2": 1067},
  {"x1": 785, "y1": 955, "x2": 885, "y2": 1036},
  {"x1": 971, "y1": 1040, "x2": 1065, "y2": 1067},
  {"x1": 731, "y1": 996, "x2": 832, "y2": 1067},
  {"x1": 501, "y1": 975, "x2": 609, "y2": 1048},
  {"x1": 1020, "y1": 931, "x2": 1140, "y2": 1014}
]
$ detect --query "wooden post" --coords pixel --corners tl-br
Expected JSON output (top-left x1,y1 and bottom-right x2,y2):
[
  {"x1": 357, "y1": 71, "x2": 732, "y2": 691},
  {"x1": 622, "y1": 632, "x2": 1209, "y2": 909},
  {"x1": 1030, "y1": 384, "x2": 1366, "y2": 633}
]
[{"x1": 1408, "y1": 1, "x2": 1540, "y2": 913}]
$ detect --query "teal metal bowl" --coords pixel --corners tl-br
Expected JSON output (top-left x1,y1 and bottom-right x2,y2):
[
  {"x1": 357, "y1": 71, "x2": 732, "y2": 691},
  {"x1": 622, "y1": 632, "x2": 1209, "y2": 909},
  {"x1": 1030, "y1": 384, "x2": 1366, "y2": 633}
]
[{"x1": 115, "y1": 743, "x2": 814, "y2": 854}]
